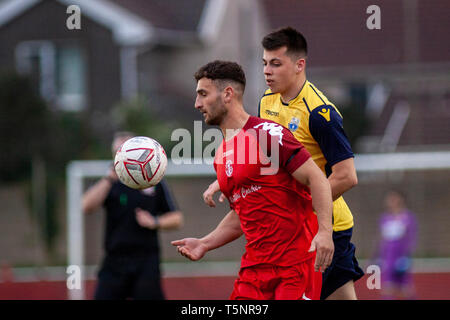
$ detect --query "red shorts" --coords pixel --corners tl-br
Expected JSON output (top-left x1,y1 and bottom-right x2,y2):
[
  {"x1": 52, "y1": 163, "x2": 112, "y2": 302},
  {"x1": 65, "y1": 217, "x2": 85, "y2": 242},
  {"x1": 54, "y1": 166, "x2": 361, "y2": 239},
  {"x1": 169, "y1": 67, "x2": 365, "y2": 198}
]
[{"x1": 230, "y1": 258, "x2": 322, "y2": 300}]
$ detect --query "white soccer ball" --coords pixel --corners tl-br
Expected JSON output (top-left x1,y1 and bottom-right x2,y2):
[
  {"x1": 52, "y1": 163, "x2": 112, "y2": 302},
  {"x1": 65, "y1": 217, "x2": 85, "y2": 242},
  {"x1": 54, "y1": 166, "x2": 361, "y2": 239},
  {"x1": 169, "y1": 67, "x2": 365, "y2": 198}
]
[{"x1": 114, "y1": 136, "x2": 167, "y2": 189}]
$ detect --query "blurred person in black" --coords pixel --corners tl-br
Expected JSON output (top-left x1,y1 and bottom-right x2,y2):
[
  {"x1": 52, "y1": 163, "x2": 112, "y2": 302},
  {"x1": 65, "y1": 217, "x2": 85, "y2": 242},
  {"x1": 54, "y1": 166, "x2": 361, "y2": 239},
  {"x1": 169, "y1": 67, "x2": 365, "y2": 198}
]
[{"x1": 82, "y1": 131, "x2": 183, "y2": 300}]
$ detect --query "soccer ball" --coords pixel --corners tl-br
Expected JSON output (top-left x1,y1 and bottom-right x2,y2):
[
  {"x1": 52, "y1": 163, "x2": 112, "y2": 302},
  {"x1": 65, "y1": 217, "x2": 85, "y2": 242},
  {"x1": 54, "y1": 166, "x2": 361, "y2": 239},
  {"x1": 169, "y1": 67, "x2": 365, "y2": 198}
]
[{"x1": 114, "y1": 136, "x2": 167, "y2": 189}]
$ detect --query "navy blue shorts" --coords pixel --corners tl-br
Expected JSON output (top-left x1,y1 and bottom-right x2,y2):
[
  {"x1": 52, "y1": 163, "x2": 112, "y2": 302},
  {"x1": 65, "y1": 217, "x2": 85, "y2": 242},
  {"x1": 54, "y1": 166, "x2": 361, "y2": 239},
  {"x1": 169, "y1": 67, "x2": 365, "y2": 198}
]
[{"x1": 320, "y1": 227, "x2": 364, "y2": 300}]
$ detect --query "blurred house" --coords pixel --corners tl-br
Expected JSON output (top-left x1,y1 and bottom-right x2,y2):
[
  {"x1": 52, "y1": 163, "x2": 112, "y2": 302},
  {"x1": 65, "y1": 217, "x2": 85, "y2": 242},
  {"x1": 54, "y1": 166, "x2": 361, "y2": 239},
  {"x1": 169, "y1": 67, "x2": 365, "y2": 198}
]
[
  {"x1": 0, "y1": 0, "x2": 448, "y2": 146},
  {"x1": 0, "y1": 0, "x2": 267, "y2": 140}
]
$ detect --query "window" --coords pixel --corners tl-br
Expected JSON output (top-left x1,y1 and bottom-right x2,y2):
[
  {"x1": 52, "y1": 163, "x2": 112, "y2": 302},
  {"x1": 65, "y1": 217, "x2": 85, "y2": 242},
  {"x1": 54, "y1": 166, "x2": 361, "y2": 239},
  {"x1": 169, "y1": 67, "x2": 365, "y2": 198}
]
[
  {"x1": 55, "y1": 45, "x2": 87, "y2": 111},
  {"x1": 15, "y1": 40, "x2": 87, "y2": 111}
]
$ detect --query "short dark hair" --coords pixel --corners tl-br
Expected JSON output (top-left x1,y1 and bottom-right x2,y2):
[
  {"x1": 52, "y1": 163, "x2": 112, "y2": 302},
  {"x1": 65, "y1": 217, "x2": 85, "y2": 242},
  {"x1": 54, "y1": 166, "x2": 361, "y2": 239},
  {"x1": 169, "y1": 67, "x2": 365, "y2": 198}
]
[
  {"x1": 194, "y1": 60, "x2": 246, "y2": 93},
  {"x1": 262, "y1": 26, "x2": 308, "y2": 58}
]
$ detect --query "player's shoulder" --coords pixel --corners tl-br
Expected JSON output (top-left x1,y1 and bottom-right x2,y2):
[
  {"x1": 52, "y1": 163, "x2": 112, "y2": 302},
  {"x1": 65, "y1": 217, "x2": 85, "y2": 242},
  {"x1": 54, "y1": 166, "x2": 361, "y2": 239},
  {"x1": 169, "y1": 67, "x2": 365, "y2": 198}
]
[
  {"x1": 304, "y1": 82, "x2": 343, "y2": 122},
  {"x1": 246, "y1": 116, "x2": 295, "y2": 146},
  {"x1": 304, "y1": 82, "x2": 333, "y2": 111}
]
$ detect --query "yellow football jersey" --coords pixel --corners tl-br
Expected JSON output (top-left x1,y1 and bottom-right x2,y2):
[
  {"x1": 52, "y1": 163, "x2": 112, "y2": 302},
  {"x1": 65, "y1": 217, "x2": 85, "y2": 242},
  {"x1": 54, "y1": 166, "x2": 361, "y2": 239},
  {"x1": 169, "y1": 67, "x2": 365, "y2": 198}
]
[{"x1": 259, "y1": 80, "x2": 354, "y2": 232}]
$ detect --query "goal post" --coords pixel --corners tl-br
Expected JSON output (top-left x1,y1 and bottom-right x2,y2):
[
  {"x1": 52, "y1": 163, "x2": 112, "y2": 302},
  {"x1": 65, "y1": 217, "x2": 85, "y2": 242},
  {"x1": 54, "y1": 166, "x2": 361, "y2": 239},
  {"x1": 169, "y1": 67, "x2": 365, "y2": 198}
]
[
  {"x1": 66, "y1": 151, "x2": 450, "y2": 299},
  {"x1": 66, "y1": 159, "x2": 215, "y2": 300}
]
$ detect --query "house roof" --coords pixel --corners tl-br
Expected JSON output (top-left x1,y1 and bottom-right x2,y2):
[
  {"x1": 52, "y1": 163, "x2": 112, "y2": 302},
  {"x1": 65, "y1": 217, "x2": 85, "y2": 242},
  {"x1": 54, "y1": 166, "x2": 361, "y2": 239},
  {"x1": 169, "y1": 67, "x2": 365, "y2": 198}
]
[
  {"x1": 109, "y1": 0, "x2": 206, "y2": 32},
  {"x1": 0, "y1": 0, "x2": 212, "y2": 46}
]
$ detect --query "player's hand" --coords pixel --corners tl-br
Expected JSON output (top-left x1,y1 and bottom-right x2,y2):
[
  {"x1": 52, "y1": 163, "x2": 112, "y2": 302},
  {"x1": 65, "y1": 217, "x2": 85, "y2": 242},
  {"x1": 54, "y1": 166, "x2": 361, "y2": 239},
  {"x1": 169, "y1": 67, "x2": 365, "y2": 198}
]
[
  {"x1": 171, "y1": 238, "x2": 208, "y2": 261},
  {"x1": 135, "y1": 209, "x2": 158, "y2": 230},
  {"x1": 308, "y1": 230, "x2": 334, "y2": 273},
  {"x1": 203, "y1": 180, "x2": 225, "y2": 207}
]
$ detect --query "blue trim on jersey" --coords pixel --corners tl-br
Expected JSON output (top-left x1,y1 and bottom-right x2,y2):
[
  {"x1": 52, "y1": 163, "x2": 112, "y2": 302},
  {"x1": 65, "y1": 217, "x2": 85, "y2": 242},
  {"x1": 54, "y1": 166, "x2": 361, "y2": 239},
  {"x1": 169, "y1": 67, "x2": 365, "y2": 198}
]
[
  {"x1": 286, "y1": 148, "x2": 300, "y2": 166},
  {"x1": 309, "y1": 84, "x2": 326, "y2": 105},
  {"x1": 309, "y1": 105, "x2": 354, "y2": 167},
  {"x1": 302, "y1": 98, "x2": 312, "y2": 113}
]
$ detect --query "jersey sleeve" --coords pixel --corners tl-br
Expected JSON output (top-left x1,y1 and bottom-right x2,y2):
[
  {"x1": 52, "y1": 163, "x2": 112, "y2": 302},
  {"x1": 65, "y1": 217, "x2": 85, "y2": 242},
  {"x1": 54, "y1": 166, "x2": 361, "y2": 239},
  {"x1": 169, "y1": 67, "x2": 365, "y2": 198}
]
[
  {"x1": 279, "y1": 127, "x2": 311, "y2": 174},
  {"x1": 155, "y1": 179, "x2": 178, "y2": 215},
  {"x1": 309, "y1": 105, "x2": 354, "y2": 167},
  {"x1": 258, "y1": 122, "x2": 310, "y2": 175}
]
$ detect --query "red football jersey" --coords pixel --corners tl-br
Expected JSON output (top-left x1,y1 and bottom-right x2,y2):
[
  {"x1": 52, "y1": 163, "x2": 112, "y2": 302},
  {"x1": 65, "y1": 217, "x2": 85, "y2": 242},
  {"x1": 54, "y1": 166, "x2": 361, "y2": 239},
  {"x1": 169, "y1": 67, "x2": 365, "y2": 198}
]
[{"x1": 214, "y1": 116, "x2": 318, "y2": 268}]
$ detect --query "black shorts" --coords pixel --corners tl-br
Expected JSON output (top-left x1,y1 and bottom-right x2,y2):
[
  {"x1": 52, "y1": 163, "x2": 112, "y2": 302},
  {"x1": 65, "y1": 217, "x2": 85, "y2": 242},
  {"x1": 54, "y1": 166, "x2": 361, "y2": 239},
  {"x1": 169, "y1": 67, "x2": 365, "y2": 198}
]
[
  {"x1": 94, "y1": 253, "x2": 165, "y2": 300},
  {"x1": 320, "y1": 227, "x2": 364, "y2": 300}
]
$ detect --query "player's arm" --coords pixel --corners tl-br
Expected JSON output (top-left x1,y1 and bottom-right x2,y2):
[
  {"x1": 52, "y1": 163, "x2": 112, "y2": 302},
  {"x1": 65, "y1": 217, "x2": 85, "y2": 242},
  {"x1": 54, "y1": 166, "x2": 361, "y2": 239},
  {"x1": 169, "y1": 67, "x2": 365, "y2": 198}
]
[
  {"x1": 329, "y1": 158, "x2": 358, "y2": 201},
  {"x1": 136, "y1": 209, "x2": 183, "y2": 230},
  {"x1": 171, "y1": 209, "x2": 243, "y2": 261},
  {"x1": 136, "y1": 180, "x2": 184, "y2": 230},
  {"x1": 82, "y1": 167, "x2": 116, "y2": 214},
  {"x1": 309, "y1": 105, "x2": 358, "y2": 201},
  {"x1": 158, "y1": 210, "x2": 183, "y2": 229},
  {"x1": 203, "y1": 180, "x2": 226, "y2": 207},
  {"x1": 291, "y1": 158, "x2": 333, "y2": 233},
  {"x1": 262, "y1": 121, "x2": 333, "y2": 271},
  {"x1": 291, "y1": 158, "x2": 334, "y2": 272}
]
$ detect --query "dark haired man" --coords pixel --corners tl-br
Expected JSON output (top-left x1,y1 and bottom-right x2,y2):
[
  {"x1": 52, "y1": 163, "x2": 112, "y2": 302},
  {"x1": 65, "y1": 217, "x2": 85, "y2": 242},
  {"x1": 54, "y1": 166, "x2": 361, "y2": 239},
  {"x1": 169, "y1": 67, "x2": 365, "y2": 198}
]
[
  {"x1": 173, "y1": 60, "x2": 334, "y2": 300},
  {"x1": 259, "y1": 26, "x2": 364, "y2": 300},
  {"x1": 203, "y1": 27, "x2": 364, "y2": 300}
]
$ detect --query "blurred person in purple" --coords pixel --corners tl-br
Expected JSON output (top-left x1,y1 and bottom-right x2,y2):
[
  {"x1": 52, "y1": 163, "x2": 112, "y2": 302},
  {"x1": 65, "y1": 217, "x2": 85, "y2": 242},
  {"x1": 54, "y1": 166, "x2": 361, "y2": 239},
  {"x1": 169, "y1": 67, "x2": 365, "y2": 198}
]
[{"x1": 377, "y1": 190, "x2": 417, "y2": 299}]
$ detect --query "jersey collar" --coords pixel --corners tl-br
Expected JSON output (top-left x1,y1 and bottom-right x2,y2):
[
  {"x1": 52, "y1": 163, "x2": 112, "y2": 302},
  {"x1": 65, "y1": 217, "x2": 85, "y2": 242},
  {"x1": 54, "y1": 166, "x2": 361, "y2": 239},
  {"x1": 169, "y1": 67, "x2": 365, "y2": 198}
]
[{"x1": 280, "y1": 80, "x2": 308, "y2": 106}]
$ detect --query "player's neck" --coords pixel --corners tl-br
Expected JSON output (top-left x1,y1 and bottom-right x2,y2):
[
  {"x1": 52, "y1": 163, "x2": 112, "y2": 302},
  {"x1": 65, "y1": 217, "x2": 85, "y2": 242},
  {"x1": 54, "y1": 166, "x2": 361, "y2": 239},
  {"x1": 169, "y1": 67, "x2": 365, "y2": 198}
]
[
  {"x1": 220, "y1": 105, "x2": 250, "y2": 141},
  {"x1": 280, "y1": 74, "x2": 307, "y2": 104}
]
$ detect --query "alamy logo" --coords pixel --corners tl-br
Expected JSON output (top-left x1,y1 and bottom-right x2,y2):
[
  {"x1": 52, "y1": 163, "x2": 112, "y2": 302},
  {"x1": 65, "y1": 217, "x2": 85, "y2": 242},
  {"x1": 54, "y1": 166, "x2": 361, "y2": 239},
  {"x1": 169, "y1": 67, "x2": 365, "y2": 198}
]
[
  {"x1": 366, "y1": 5, "x2": 381, "y2": 30},
  {"x1": 66, "y1": 5, "x2": 81, "y2": 30},
  {"x1": 366, "y1": 264, "x2": 381, "y2": 290},
  {"x1": 66, "y1": 265, "x2": 81, "y2": 290},
  {"x1": 170, "y1": 121, "x2": 281, "y2": 175},
  {"x1": 253, "y1": 122, "x2": 284, "y2": 146}
]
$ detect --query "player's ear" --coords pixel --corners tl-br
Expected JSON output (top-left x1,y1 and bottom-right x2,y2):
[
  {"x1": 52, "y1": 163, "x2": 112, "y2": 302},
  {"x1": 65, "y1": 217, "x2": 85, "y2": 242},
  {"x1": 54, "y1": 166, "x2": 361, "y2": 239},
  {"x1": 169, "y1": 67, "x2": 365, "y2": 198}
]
[
  {"x1": 223, "y1": 86, "x2": 234, "y2": 103},
  {"x1": 296, "y1": 57, "x2": 306, "y2": 73}
]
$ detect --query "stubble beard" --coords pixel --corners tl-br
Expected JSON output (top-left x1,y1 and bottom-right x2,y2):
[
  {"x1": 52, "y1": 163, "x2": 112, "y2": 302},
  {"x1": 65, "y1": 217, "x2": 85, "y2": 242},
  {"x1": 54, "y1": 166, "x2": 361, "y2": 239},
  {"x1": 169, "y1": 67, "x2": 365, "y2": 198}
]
[{"x1": 205, "y1": 96, "x2": 227, "y2": 126}]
